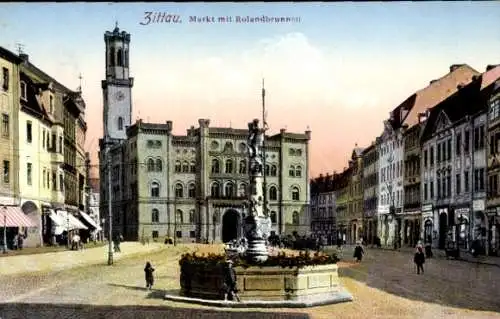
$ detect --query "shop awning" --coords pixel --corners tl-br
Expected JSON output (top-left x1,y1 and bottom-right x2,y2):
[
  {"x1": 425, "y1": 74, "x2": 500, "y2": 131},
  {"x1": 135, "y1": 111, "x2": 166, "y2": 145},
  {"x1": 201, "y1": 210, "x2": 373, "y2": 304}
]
[
  {"x1": 51, "y1": 210, "x2": 88, "y2": 231},
  {"x1": 79, "y1": 210, "x2": 102, "y2": 231},
  {"x1": 0, "y1": 206, "x2": 37, "y2": 227}
]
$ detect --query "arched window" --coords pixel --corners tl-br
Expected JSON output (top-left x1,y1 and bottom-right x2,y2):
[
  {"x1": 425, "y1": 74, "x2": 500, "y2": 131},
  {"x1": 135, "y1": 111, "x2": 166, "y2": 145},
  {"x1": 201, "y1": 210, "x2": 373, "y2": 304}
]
[
  {"x1": 189, "y1": 209, "x2": 195, "y2": 223},
  {"x1": 118, "y1": 117, "x2": 124, "y2": 131},
  {"x1": 150, "y1": 182, "x2": 160, "y2": 197},
  {"x1": 225, "y1": 182, "x2": 234, "y2": 197},
  {"x1": 269, "y1": 186, "x2": 278, "y2": 201},
  {"x1": 211, "y1": 159, "x2": 220, "y2": 174},
  {"x1": 239, "y1": 160, "x2": 247, "y2": 174},
  {"x1": 182, "y1": 161, "x2": 189, "y2": 173},
  {"x1": 271, "y1": 165, "x2": 277, "y2": 176},
  {"x1": 117, "y1": 49, "x2": 123, "y2": 67},
  {"x1": 176, "y1": 209, "x2": 183, "y2": 224},
  {"x1": 265, "y1": 164, "x2": 270, "y2": 176},
  {"x1": 424, "y1": 220, "x2": 433, "y2": 243},
  {"x1": 156, "y1": 159, "x2": 162, "y2": 172},
  {"x1": 238, "y1": 183, "x2": 247, "y2": 197},
  {"x1": 188, "y1": 183, "x2": 196, "y2": 198},
  {"x1": 295, "y1": 166, "x2": 302, "y2": 178},
  {"x1": 190, "y1": 161, "x2": 196, "y2": 173},
  {"x1": 175, "y1": 183, "x2": 184, "y2": 198},
  {"x1": 292, "y1": 211, "x2": 300, "y2": 225},
  {"x1": 174, "y1": 161, "x2": 181, "y2": 173},
  {"x1": 270, "y1": 211, "x2": 277, "y2": 224},
  {"x1": 147, "y1": 158, "x2": 155, "y2": 172},
  {"x1": 289, "y1": 165, "x2": 295, "y2": 177},
  {"x1": 151, "y1": 209, "x2": 159, "y2": 223},
  {"x1": 124, "y1": 49, "x2": 129, "y2": 67},
  {"x1": 109, "y1": 47, "x2": 115, "y2": 66},
  {"x1": 225, "y1": 159, "x2": 233, "y2": 174},
  {"x1": 291, "y1": 187, "x2": 300, "y2": 201},
  {"x1": 211, "y1": 182, "x2": 220, "y2": 198}
]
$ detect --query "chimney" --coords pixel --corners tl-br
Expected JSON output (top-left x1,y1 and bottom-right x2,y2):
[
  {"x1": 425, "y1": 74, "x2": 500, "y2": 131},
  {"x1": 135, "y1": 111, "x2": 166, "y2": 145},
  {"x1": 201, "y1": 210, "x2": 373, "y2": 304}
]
[
  {"x1": 429, "y1": 79, "x2": 438, "y2": 85},
  {"x1": 449, "y1": 64, "x2": 464, "y2": 73},
  {"x1": 19, "y1": 53, "x2": 29, "y2": 62},
  {"x1": 486, "y1": 64, "x2": 500, "y2": 71}
]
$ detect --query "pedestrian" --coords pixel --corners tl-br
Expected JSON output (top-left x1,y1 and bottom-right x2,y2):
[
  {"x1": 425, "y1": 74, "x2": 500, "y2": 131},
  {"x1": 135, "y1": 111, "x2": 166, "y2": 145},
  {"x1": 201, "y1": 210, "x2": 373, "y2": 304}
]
[
  {"x1": 414, "y1": 245, "x2": 425, "y2": 275},
  {"x1": 222, "y1": 259, "x2": 240, "y2": 302},
  {"x1": 114, "y1": 234, "x2": 122, "y2": 253},
  {"x1": 144, "y1": 261, "x2": 155, "y2": 290},
  {"x1": 353, "y1": 241, "x2": 364, "y2": 262},
  {"x1": 12, "y1": 234, "x2": 18, "y2": 250},
  {"x1": 17, "y1": 233, "x2": 24, "y2": 250},
  {"x1": 425, "y1": 235, "x2": 433, "y2": 258}
]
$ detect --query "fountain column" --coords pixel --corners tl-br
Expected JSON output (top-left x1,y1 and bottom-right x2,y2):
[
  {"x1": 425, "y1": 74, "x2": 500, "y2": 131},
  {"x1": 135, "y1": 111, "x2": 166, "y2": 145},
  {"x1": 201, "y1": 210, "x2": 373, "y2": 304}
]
[{"x1": 244, "y1": 119, "x2": 271, "y2": 263}]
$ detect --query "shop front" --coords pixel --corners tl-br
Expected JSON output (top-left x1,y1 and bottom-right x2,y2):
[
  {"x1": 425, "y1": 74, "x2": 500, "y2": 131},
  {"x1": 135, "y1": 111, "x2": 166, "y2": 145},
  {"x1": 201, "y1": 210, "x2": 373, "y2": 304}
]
[
  {"x1": 401, "y1": 210, "x2": 421, "y2": 248},
  {"x1": 485, "y1": 207, "x2": 500, "y2": 256},
  {"x1": 453, "y1": 205, "x2": 471, "y2": 251},
  {"x1": 473, "y1": 199, "x2": 487, "y2": 254},
  {"x1": 421, "y1": 204, "x2": 433, "y2": 246}
]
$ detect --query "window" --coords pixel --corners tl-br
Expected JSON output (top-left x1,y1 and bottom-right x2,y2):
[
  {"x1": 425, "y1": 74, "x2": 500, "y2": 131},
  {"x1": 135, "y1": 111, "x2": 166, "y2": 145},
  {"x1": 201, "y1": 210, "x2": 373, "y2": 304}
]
[
  {"x1": 430, "y1": 181, "x2": 434, "y2": 199},
  {"x1": 265, "y1": 165, "x2": 270, "y2": 176},
  {"x1": 271, "y1": 165, "x2": 277, "y2": 176},
  {"x1": 190, "y1": 161, "x2": 196, "y2": 173},
  {"x1": 42, "y1": 130, "x2": 46, "y2": 148},
  {"x1": 188, "y1": 183, "x2": 195, "y2": 198},
  {"x1": 189, "y1": 209, "x2": 195, "y2": 223},
  {"x1": 211, "y1": 159, "x2": 220, "y2": 173},
  {"x1": 291, "y1": 187, "x2": 300, "y2": 201},
  {"x1": 151, "y1": 209, "x2": 159, "y2": 223},
  {"x1": 156, "y1": 159, "x2": 162, "y2": 172},
  {"x1": 3, "y1": 160, "x2": 9, "y2": 183},
  {"x1": 49, "y1": 95, "x2": 54, "y2": 114},
  {"x1": 424, "y1": 150, "x2": 428, "y2": 168},
  {"x1": 175, "y1": 183, "x2": 184, "y2": 198},
  {"x1": 464, "y1": 130, "x2": 470, "y2": 153},
  {"x1": 190, "y1": 231, "x2": 196, "y2": 238},
  {"x1": 211, "y1": 183, "x2": 220, "y2": 197},
  {"x1": 292, "y1": 211, "x2": 299, "y2": 225},
  {"x1": 225, "y1": 159, "x2": 233, "y2": 174},
  {"x1": 52, "y1": 172, "x2": 57, "y2": 191},
  {"x1": 437, "y1": 143, "x2": 442, "y2": 163},
  {"x1": 182, "y1": 161, "x2": 189, "y2": 173},
  {"x1": 238, "y1": 183, "x2": 246, "y2": 197},
  {"x1": 456, "y1": 174, "x2": 461, "y2": 194},
  {"x1": 51, "y1": 134, "x2": 56, "y2": 152},
  {"x1": 176, "y1": 231, "x2": 182, "y2": 238},
  {"x1": 117, "y1": 49, "x2": 123, "y2": 67},
  {"x1": 175, "y1": 161, "x2": 181, "y2": 173},
  {"x1": 224, "y1": 182, "x2": 234, "y2": 197},
  {"x1": 479, "y1": 168, "x2": 485, "y2": 191},
  {"x1": 26, "y1": 121, "x2": 32, "y2": 143},
  {"x1": 147, "y1": 158, "x2": 155, "y2": 171},
  {"x1": 447, "y1": 139, "x2": 451, "y2": 161},
  {"x1": 464, "y1": 171, "x2": 469, "y2": 192},
  {"x1": 124, "y1": 49, "x2": 129, "y2": 67},
  {"x1": 489, "y1": 175, "x2": 498, "y2": 197},
  {"x1": 491, "y1": 98, "x2": 500, "y2": 121},
  {"x1": 176, "y1": 210, "x2": 183, "y2": 224},
  {"x1": 27, "y1": 163, "x2": 32, "y2": 185},
  {"x1": 270, "y1": 211, "x2": 277, "y2": 224},
  {"x1": 239, "y1": 160, "x2": 246, "y2": 174},
  {"x1": 456, "y1": 133, "x2": 461, "y2": 155},
  {"x1": 424, "y1": 183, "x2": 428, "y2": 201},
  {"x1": 59, "y1": 174, "x2": 64, "y2": 192},
  {"x1": 109, "y1": 47, "x2": 115, "y2": 66},
  {"x1": 117, "y1": 117, "x2": 124, "y2": 130},
  {"x1": 20, "y1": 81, "x2": 27, "y2": 100},
  {"x1": 269, "y1": 186, "x2": 278, "y2": 201},
  {"x1": 1, "y1": 113, "x2": 9, "y2": 138},
  {"x1": 151, "y1": 182, "x2": 160, "y2": 197},
  {"x1": 474, "y1": 127, "x2": 480, "y2": 150},
  {"x1": 430, "y1": 146, "x2": 434, "y2": 166},
  {"x1": 295, "y1": 166, "x2": 302, "y2": 178},
  {"x1": 2, "y1": 67, "x2": 8, "y2": 91},
  {"x1": 42, "y1": 169, "x2": 46, "y2": 188},
  {"x1": 289, "y1": 165, "x2": 295, "y2": 177},
  {"x1": 447, "y1": 175, "x2": 451, "y2": 197},
  {"x1": 152, "y1": 231, "x2": 159, "y2": 239}
]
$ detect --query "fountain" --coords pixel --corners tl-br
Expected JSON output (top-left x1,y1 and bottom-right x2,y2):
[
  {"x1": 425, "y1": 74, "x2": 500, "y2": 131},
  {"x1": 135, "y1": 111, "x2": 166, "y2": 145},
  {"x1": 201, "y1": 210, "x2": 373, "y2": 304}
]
[{"x1": 165, "y1": 119, "x2": 353, "y2": 308}]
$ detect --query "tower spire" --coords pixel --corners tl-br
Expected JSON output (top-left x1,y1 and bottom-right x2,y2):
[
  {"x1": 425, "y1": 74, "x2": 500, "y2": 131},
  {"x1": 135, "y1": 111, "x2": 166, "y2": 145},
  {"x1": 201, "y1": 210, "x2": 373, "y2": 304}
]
[{"x1": 77, "y1": 73, "x2": 83, "y2": 93}]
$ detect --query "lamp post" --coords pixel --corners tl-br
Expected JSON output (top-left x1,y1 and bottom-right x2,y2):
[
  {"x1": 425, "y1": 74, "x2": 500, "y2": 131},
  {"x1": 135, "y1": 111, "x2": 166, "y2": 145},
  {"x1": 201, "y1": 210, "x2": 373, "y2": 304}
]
[{"x1": 2, "y1": 206, "x2": 7, "y2": 254}]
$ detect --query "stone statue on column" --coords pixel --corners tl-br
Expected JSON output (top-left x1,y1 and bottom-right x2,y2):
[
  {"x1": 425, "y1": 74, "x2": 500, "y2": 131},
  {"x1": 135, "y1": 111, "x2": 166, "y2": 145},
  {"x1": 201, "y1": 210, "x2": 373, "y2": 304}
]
[{"x1": 244, "y1": 119, "x2": 271, "y2": 263}]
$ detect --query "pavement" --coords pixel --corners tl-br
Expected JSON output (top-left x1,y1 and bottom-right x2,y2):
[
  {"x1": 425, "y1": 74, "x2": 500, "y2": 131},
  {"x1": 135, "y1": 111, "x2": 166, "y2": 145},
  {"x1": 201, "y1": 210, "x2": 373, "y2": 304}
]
[{"x1": 0, "y1": 241, "x2": 170, "y2": 276}]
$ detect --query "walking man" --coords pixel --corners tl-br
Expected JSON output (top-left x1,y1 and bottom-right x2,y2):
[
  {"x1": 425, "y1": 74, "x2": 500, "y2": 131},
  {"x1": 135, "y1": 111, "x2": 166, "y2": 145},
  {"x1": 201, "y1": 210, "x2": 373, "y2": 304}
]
[
  {"x1": 222, "y1": 259, "x2": 240, "y2": 302},
  {"x1": 414, "y1": 245, "x2": 426, "y2": 275}
]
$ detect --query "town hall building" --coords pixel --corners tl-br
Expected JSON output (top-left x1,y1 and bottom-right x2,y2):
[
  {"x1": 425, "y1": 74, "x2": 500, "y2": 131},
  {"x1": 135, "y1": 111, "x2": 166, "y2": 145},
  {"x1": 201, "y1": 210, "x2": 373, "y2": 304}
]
[{"x1": 98, "y1": 26, "x2": 311, "y2": 243}]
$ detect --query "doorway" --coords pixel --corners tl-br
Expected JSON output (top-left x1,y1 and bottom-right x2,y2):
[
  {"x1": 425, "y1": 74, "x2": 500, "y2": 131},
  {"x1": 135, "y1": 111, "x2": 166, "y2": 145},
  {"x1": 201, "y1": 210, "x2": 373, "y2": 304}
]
[
  {"x1": 439, "y1": 212, "x2": 448, "y2": 249},
  {"x1": 222, "y1": 209, "x2": 240, "y2": 243}
]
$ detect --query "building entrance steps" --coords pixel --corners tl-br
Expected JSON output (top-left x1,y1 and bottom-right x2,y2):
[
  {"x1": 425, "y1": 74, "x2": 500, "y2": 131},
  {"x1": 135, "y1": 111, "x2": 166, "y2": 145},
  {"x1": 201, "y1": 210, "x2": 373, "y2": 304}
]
[{"x1": 0, "y1": 242, "x2": 171, "y2": 276}]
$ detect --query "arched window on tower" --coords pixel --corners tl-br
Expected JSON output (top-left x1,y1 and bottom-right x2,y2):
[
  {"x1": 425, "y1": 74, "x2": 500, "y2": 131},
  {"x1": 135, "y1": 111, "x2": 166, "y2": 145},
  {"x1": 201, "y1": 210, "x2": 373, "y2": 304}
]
[
  {"x1": 124, "y1": 49, "x2": 129, "y2": 67},
  {"x1": 117, "y1": 49, "x2": 123, "y2": 67},
  {"x1": 270, "y1": 211, "x2": 277, "y2": 224},
  {"x1": 269, "y1": 186, "x2": 278, "y2": 201},
  {"x1": 147, "y1": 158, "x2": 155, "y2": 172},
  {"x1": 109, "y1": 47, "x2": 115, "y2": 66},
  {"x1": 118, "y1": 117, "x2": 124, "y2": 131},
  {"x1": 211, "y1": 182, "x2": 220, "y2": 198}
]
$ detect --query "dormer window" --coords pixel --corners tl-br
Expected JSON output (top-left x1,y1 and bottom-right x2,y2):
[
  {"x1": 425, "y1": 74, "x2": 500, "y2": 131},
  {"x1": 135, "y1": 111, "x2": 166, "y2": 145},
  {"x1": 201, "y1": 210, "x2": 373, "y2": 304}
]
[
  {"x1": 49, "y1": 95, "x2": 54, "y2": 114},
  {"x1": 20, "y1": 81, "x2": 27, "y2": 101}
]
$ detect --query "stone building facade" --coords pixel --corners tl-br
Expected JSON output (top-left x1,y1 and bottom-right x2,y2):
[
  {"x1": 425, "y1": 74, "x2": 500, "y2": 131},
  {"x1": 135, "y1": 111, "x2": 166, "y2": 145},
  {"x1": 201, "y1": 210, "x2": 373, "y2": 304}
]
[
  {"x1": 362, "y1": 142, "x2": 378, "y2": 245},
  {"x1": 335, "y1": 168, "x2": 351, "y2": 244},
  {"x1": 310, "y1": 173, "x2": 337, "y2": 244},
  {"x1": 347, "y1": 147, "x2": 364, "y2": 244},
  {"x1": 99, "y1": 26, "x2": 311, "y2": 243}
]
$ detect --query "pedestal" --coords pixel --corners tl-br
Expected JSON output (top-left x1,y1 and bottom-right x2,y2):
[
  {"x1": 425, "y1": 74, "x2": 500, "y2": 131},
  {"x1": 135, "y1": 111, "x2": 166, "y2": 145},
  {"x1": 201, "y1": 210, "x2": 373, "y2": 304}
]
[{"x1": 244, "y1": 215, "x2": 271, "y2": 263}]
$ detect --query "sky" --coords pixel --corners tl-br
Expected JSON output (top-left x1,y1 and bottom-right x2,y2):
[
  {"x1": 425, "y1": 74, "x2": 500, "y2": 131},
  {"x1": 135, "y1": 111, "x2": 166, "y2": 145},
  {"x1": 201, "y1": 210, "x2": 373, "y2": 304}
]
[{"x1": 1, "y1": 2, "x2": 499, "y2": 178}]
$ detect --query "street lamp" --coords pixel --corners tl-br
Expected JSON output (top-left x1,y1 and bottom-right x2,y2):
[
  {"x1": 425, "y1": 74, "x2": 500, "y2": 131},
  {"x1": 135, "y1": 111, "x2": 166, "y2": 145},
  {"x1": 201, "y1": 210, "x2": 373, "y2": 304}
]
[{"x1": 2, "y1": 206, "x2": 7, "y2": 254}]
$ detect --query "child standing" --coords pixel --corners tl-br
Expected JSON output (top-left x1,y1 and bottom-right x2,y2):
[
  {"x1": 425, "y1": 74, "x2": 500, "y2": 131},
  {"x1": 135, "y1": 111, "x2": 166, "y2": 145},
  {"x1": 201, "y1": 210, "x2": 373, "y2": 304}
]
[
  {"x1": 144, "y1": 261, "x2": 155, "y2": 290},
  {"x1": 414, "y1": 246, "x2": 425, "y2": 274}
]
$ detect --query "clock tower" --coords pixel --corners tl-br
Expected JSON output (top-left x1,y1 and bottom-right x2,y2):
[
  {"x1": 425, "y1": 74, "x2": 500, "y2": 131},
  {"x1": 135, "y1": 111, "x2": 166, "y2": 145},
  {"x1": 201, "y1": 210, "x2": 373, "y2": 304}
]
[{"x1": 102, "y1": 23, "x2": 133, "y2": 141}]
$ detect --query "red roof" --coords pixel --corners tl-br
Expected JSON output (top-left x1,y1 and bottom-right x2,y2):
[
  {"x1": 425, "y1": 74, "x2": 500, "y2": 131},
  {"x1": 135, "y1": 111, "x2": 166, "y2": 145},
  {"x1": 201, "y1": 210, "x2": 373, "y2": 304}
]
[{"x1": 481, "y1": 65, "x2": 500, "y2": 90}]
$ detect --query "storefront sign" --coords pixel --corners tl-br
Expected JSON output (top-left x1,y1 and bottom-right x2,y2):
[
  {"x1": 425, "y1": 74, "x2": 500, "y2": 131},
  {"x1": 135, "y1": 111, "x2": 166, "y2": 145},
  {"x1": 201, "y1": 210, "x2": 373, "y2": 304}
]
[
  {"x1": 421, "y1": 204, "x2": 433, "y2": 212},
  {"x1": 473, "y1": 200, "x2": 485, "y2": 211},
  {"x1": 455, "y1": 208, "x2": 470, "y2": 214}
]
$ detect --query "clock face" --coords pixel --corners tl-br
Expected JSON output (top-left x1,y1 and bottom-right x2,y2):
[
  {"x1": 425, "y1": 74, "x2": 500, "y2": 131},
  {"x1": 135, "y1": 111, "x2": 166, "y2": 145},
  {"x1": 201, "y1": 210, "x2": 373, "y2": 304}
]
[{"x1": 115, "y1": 91, "x2": 125, "y2": 102}]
